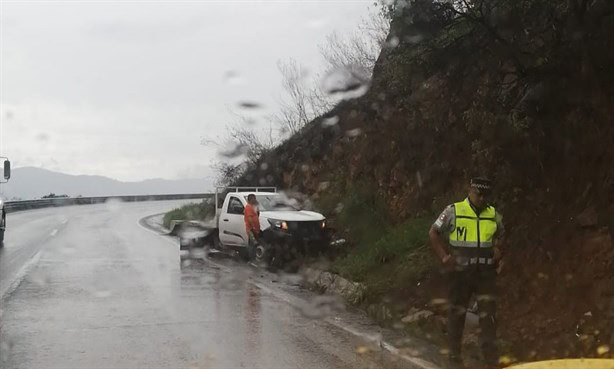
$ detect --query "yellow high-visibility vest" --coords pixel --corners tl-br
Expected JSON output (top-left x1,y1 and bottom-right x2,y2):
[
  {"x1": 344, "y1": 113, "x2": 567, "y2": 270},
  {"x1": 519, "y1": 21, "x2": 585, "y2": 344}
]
[{"x1": 449, "y1": 198, "x2": 497, "y2": 248}]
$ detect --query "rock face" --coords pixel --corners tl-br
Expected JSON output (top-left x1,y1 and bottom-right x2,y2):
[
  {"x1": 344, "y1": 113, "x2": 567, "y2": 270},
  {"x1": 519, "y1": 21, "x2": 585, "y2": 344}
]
[{"x1": 302, "y1": 268, "x2": 366, "y2": 305}]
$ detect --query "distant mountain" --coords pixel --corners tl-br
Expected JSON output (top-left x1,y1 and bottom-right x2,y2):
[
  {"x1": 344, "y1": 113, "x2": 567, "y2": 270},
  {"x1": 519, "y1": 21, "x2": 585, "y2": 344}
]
[{"x1": 0, "y1": 167, "x2": 213, "y2": 200}]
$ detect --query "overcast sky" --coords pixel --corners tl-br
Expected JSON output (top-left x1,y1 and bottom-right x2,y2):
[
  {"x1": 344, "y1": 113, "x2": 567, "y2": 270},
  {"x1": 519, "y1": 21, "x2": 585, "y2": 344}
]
[{"x1": 0, "y1": 0, "x2": 373, "y2": 182}]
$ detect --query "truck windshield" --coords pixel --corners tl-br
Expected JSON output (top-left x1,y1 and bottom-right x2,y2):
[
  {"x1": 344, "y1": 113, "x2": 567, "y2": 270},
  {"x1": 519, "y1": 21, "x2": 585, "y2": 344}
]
[{"x1": 246, "y1": 195, "x2": 298, "y2": 211}]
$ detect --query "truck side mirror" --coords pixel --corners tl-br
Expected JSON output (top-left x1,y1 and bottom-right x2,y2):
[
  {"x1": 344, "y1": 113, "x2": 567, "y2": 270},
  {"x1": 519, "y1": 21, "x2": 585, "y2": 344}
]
[{"x1": 3, "y1": 160, "x2": 9, "y2": 180}]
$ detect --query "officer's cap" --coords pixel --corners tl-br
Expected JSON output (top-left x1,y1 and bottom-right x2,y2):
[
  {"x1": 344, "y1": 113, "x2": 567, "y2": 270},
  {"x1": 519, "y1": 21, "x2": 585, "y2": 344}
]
[{"x1": 470, "y1": 177, "x2": 492, "y2": 193}]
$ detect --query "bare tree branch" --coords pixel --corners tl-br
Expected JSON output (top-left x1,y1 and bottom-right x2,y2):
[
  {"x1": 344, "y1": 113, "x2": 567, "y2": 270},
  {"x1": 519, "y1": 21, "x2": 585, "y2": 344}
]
[{"x1": 273, "y1": 59, "x2": 333, "y2": 136}]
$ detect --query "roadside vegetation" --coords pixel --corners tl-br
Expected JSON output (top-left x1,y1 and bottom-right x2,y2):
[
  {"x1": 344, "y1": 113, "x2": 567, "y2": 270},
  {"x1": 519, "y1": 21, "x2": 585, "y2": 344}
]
[
  {"x1": 162, "y1": 200, "x2": 214, "y2": 229},
  {"x1": 315, "y1": 182, "x2": 436, "y2": 303}
]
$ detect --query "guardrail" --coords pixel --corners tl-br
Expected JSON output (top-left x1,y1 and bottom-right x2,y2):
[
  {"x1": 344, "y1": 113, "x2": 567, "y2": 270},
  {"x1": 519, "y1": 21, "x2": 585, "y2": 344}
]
[{"x1": 3, "y1": 193, "x2": 213, "y2": 213}]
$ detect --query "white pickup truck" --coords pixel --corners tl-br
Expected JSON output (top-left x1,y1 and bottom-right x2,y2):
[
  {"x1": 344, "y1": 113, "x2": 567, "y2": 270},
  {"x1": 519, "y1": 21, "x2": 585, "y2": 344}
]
[
  {"x1": 0, "y1": 158, "x2": 12, "y2": 245},
  {"x1": 179, "y1": 187, "x2": 330, "y2": 267}
]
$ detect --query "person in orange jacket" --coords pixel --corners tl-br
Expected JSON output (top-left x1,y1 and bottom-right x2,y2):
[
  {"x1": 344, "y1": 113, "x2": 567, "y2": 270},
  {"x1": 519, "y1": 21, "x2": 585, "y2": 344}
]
[{"x1": 244, "y1": 194, "x2": 261, "y2": 260}]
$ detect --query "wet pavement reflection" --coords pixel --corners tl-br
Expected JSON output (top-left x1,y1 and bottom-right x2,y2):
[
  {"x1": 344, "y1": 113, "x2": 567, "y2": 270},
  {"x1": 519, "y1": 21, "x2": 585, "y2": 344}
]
[{"x1": 0, "y1": 201, "x2": 415, "y2": 368}]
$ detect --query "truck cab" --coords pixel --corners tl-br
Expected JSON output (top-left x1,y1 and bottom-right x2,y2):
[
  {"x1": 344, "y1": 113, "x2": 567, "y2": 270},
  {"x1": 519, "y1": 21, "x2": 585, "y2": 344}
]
[
  {"x1": 213, "y1": 187, "x2": 328, "y2": 262},
  {"x1": 0, "y1": 158, "x2": 12, "y2": 245}
]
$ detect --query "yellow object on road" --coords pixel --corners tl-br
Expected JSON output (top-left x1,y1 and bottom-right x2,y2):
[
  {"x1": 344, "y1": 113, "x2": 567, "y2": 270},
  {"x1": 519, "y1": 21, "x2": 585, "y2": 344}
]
[{"x1": 509, "y1": 359, "x2": 614, "y2": 369}]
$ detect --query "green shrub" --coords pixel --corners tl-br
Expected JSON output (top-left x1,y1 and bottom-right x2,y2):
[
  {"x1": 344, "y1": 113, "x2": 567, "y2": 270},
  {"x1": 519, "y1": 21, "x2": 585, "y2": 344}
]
[
  {"x1": 316, "y1": 181, "x2": 390, "y2": 245},
  {"x1": 333, "y1": 216, "x2": 432, "y2": 279},
  {"x1": 162, "y1": 200, "x2": 215, "y2": 229}
]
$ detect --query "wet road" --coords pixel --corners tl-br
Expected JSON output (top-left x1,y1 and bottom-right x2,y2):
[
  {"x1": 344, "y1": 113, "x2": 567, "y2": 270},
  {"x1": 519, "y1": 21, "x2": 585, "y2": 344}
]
[{"x1": 0, "y1": 200, "x2": 423, "y2": 369}]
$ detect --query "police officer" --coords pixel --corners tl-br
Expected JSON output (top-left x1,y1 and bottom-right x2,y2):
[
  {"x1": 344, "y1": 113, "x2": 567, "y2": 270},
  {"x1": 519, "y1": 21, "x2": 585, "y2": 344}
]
[{"x1": 429, "y1": 178, "x2": 505, "y2": 368}]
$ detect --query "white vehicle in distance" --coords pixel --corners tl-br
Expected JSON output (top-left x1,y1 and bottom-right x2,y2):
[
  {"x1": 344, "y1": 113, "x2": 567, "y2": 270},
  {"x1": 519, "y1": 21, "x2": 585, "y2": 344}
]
[{"x1": 0, "y1": 158, "x2": 11, "y2": 245}]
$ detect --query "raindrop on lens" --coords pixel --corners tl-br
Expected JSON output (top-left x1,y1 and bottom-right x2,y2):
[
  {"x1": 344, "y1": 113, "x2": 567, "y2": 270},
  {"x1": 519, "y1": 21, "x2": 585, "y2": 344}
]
[
  {"x1": 321, "y1": 67, "x2": 369, "y2": 100},
  {"x1": 237, "y1": 101, "x2": 262, "y2": 109},
  {"x1": 322, "y1": 116, "x2": 339, "y2": 127},
  {"x1": 346, "y1": 128, "x2": 362, "y2": 137}
]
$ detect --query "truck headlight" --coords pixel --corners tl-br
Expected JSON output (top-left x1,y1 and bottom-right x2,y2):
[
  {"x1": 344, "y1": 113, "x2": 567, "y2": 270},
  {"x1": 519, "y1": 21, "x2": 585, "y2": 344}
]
[
  {"x1": 269, "y1": 219, "x2": 288, "y2": 230},
  {"x1": 321, "y1": 220, "x2": 326, "y2": 229}
]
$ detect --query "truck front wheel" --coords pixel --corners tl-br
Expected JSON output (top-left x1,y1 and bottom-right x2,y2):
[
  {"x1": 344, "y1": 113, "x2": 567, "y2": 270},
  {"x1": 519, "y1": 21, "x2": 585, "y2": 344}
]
[{"x1": 254, "y1": 244, "x2": 267, "y2": 261}]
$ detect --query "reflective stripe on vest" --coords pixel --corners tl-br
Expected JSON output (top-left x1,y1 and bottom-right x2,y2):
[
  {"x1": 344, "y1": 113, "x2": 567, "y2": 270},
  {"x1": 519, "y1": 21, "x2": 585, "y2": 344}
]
[{"x1": 449, "y1": 198, "x2": 497, "y2": 248}]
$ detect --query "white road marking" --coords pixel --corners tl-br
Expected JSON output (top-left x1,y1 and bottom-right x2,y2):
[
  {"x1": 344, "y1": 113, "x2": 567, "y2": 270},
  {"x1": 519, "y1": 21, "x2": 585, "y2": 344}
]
[{"x1": 0, "y1": 251, "x2": 42, "y2": 302}]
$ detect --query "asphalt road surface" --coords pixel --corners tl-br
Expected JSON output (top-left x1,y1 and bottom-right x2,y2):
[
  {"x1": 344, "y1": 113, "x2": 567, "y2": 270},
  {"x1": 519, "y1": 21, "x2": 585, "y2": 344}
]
[{"x1": 0, "y1": 200, "x2": 434, "y2": 369}]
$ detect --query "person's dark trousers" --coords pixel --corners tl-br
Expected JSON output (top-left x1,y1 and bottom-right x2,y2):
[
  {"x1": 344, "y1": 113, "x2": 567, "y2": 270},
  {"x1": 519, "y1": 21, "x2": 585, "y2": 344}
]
[
  {"x1": 247, "y1": 231, "x2": 259, "y2": 260},
  {"x1": 448, "y1": 266, "x2": 498, "y2": 366}
]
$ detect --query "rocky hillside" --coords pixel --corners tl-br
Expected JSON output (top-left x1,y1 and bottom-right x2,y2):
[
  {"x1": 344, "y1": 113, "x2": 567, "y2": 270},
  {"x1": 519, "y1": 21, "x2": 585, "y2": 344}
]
[{"x1": 238, "y1": 0, "x2": 614, "y2": 361}]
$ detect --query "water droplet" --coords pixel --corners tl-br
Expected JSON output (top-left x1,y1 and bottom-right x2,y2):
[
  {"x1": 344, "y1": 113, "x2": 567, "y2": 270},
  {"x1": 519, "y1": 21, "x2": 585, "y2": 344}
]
[
  {"x1": 404, "y1": 34, "x2": 425, "y2": 44},
  {"x1": 105, "y1": 197, "x2": 123, "y2": 212},
  {"x1": 335, "y1": 203, "x2": 344, "y2": 214},
  {"x1": 598, "y1": 345, "x2": 610, "y2": 355},
  {"x1": 356, "y1": 345, "x2": 370, "y2": 354},
  {"x1": 345, "y1": 128, "x2": 362, "y2": 137},
  {"x1": 387, "y1": 36, "x2": 400, "y2": 48},
  {"x1": 280, "y1": 125, "x2": 290, "y2": 135},
  {"x1": 188, "y1": 248, "x2": 207, "y2": 259},
  {"x1": 94, "y1": 290, "x2": 112, "y2": 298},
  {"x1": 60, "y1": 245, "x2": 76, "y2": 255},
  {"x1": 30, "y1": 270, "x2": 49, "y2": 286},
  {"x1": 321, "y1": 116, "x2": 339, "y2": 127},
  {"x1": 392, "y1": 321, "x2": 406, "y2": 330},
  {"x1": 260, "y1": 163, "x2": 269, "y2": 171},
  {"x1": 498, "y1": 355, "x2": 514, "y2": 365},
  {"x1": 237, "y1": 101, "x2": 262, "y2": 109},
  {"x1": 217, "y1": 270, "x2": 248, "y2": 290},
  {"x1": 218, "y1": 142, "x2": 249, "y2": 159},
  {"x1": 224, "y1": 70, "x2": 244, "y2": 85},
  {"x1": 407, "y1": 348, "x2": 422, "y2": 356},
  {"x1": 35, "y1": 132, "x2": 50, "y2": 142},
  {"x1": 305, "y1": 18, "x2": 327, "y2": 29},
  {"x1": 300, "y1": 295, "x2": 345, "y2": 319},
  {"x1": 301, "y1": 164, "x2": 310, "y2": 172},
  {"x1": 321, "y1": 67, "x2": 369, "y2": 100},
  {"x1": 279, "y1": 272, "x2": 304, "y2": 286}
]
